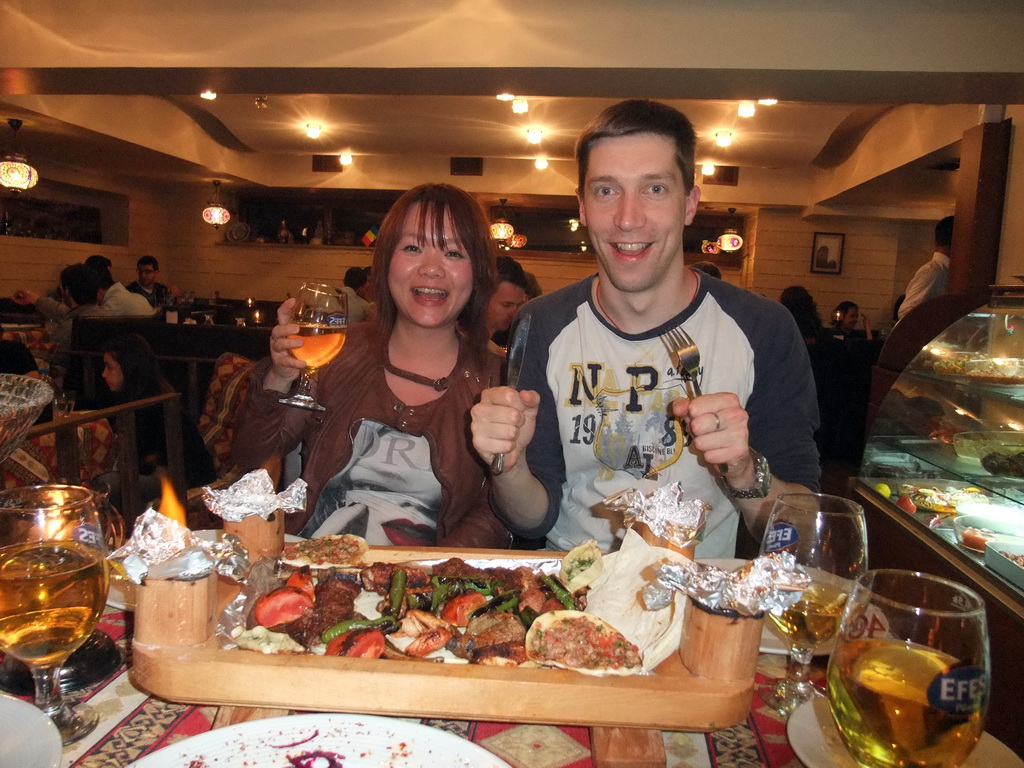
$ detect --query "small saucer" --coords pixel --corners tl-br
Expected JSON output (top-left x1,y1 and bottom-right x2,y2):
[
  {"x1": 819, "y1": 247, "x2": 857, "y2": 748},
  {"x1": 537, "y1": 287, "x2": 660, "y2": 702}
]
[
  {"x1": 0, "y1": 694, "x2": 61, "y2": 768},
  {"x1": 787, "y1": 696, "x2": 1023, "y2": 768}
]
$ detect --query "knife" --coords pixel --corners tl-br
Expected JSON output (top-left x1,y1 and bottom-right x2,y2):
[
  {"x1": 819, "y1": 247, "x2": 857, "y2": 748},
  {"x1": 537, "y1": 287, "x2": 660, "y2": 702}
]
[{"x1": 491, "y1": 313, "x2": 531, "y2": 475}]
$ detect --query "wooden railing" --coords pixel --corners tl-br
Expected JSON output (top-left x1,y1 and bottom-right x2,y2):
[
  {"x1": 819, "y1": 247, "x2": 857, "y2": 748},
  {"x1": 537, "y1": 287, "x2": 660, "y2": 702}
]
[{"x1": 22, "y1": 392, "x2": 185, "y2": 523}]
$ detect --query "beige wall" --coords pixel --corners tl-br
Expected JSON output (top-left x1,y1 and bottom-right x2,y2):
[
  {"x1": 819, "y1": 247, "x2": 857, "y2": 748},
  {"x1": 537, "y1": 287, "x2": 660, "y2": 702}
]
[{"x1": 745, "y1": 209, "x2": 934, "y2": 330}]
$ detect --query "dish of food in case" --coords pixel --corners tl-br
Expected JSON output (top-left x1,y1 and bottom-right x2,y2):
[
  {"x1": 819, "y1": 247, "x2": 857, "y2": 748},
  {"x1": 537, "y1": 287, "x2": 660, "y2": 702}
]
[
  {"x1": 952, "y1": 430, "x2": 1024, "y2": 464},
  {"x1": 232, "y1": 537, "x2": 644, "y2": 676},
  {"x1": 897, "y1": 482, "x2": 990, "y2": 516},
  {"x1": 951, "y1": 513, "x2": 1024, "y2": 552},
  {"x1": 984, "y1": 541, "x2": 1024, "y2": 589},
  {"x1": 964, "y1": 357, "x2": 1024, "y2": 385}
]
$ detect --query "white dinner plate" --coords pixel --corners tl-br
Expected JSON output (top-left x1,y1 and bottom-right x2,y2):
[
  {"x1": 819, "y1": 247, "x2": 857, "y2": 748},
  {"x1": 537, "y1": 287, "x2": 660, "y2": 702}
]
[
  {"x1": 127, "y1": 712, "x2": 513, "y2": 768},
  {"x1": 0, "y1": 695, "x2": 61, "y2": 768},
  {"x1": 787, "y1": 696, "x2": 1023, "y2": 768},
  {"x1": 106, "y1": 530, "x2": 303, "y2": 610}
]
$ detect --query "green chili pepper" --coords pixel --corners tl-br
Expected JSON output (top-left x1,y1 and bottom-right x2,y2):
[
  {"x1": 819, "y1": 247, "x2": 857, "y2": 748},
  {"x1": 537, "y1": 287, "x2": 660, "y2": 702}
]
[
  {"x1": 321, "y1": 615, "x2": 397, "y2": 645},
  {"x1": 463, "y1": 579, "x2": 494, "y2": 596},
  {"x1": 386, "y1": 568, "x2": 407, "y2": 616},
  {"x1": 519, "y1": 606, "x2": 539, "y2": 629},
  {"x1": 430, "y1": 579, "x2": 451, "y2": 615},
  {"x1": 469, "y1": 590, "x2": 519, "y2": 620},
  {"x1": 541, "y1": 573, "x2": 575, "y2": 611}
]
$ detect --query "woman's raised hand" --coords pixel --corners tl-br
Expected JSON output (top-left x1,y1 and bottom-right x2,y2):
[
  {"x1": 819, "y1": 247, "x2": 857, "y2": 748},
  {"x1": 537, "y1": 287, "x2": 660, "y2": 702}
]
[{"x1": 264, "y1": 297, "x2": 305, "y2": 392}]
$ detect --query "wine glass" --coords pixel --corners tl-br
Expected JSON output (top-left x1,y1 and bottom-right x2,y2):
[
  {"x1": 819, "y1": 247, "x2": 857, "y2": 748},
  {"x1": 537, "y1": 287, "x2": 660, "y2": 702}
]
[
  {"x1": 0, "y1": 485, "x2": 112, "y2": 744},
  {"x1": 759, "y1": 492, "x2": 868, "y2": 717},
  {"x1": 828, "y1": 570, "x2": 988, "y2": 768},
  {"x1": 278, "y1": 282, "x2": 348, "y2": 411}
]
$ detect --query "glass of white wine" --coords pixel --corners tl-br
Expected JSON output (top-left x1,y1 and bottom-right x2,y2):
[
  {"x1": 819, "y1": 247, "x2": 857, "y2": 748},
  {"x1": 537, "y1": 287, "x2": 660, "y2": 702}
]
[
  {"x1": 827, "y1": 570, "x2": 988, "y2": 768},
  {"x1": 759, "y1": 492, "x2": 868, "y2": 717},
  {"x1": 0, "y1": 485, "x2": 111, "y2": 744},
  {"x1": 278, "y1": 282, "x2": 348, "y2": 411}
]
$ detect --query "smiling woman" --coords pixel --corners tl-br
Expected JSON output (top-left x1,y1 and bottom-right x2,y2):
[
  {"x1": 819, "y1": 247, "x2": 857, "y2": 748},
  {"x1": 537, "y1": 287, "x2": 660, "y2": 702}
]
[{"x1": 231, "y1": 184, "x2": 512, "y2": 549}]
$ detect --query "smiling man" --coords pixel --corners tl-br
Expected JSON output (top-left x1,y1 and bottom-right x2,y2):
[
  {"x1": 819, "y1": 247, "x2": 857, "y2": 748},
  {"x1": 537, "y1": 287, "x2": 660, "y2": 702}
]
[{"x1": 470, "y1": 99, "x2": 820, "y2": 558}]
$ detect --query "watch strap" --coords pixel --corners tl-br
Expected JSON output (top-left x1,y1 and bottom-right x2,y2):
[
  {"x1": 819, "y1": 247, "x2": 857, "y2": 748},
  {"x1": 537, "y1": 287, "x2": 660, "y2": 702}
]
[{"x1": 724, "y1": 449, "x2": 772, "y2": 499}]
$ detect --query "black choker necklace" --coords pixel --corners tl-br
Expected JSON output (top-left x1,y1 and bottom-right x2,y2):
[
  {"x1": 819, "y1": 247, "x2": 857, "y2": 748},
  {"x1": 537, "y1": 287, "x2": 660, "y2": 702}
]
[{"x1": 384, "y1": 357, "x2": 450, "y2": 392}]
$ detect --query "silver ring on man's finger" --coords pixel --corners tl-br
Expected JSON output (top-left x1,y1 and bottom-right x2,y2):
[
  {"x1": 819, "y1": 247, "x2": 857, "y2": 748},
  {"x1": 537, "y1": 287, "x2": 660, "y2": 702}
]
[{"x1": 713, "y1": 413, "x2": 721, "y2": 431}]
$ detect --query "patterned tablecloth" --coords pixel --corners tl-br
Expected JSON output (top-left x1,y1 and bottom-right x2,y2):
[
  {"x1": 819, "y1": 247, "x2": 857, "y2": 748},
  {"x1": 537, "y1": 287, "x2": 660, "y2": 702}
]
[{"x1": 53, "y1": 606, "x2": 806, "y2": 768}]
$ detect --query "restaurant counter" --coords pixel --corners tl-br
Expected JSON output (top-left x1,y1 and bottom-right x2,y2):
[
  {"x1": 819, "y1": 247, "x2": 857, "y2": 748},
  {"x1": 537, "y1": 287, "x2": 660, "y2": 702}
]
[{"x1": 56, "y1": 605, "x2": 805, "y2": 768}]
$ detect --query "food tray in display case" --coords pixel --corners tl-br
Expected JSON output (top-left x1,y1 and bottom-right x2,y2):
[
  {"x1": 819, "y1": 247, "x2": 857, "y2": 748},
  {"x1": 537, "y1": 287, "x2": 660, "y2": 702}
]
[
  {"x1": 985, "y1": 542, "x2": 1024, "y2": 589},
  {"x1": 129, "y1": 547, "x2": 756, "y2": 732}
]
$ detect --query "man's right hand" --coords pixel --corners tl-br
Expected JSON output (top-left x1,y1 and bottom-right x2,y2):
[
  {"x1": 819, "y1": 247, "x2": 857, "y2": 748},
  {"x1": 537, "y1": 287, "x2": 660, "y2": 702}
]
[
  {"x1": 264, "y1": 297, "x2": 306, "y2": 393},
  {"x1": 470, "y1": 386, "x2": 541, "y2": 473}
]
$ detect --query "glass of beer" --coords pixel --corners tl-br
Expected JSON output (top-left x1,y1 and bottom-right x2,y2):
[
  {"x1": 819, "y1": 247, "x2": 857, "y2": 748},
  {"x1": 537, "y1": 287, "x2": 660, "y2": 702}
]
[
  {"x1": 0, "y1": 485, "x2": 111, "y2": 744},
  {"x1": 278, "y1": 282, "x2": 348, "y2": 411},
  {"x1": 827, "y1": 570, "x2": 988, "y2": 768},
  {"x1": 759, "y1": 493, "x2": 868, "y2": 716}
]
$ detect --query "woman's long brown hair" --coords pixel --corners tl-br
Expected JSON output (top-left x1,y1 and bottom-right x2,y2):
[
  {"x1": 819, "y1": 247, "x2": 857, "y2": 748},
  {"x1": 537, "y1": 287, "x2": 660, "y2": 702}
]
[{"x1": 371, "y1": 184, "x2": 497, "y2": 362}]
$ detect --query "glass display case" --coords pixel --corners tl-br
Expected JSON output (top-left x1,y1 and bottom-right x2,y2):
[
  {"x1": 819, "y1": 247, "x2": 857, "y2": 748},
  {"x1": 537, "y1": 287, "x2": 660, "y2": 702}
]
[
  {"x1": 859, "y1": 289, "x2": 1024, "y2": 595},
  {"x1": 853, "y1": 290, "x2": 1024, "y2": 755}
]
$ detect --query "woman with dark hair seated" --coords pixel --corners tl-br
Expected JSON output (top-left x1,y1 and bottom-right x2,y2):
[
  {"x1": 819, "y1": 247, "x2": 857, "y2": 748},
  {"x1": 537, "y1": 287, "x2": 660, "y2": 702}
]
[
  {"x1": 233, "y1": 183, "x2": 510, "y2": 548},
  {"x1": 779, "y1": 286, "x2": 825, "y2": 344},
  {"x1": 831, "y1": 301, "x2": 874, "y2": 340},
  {"x1": 96, "y1": 333, "x2": 216, "y2": 512}
]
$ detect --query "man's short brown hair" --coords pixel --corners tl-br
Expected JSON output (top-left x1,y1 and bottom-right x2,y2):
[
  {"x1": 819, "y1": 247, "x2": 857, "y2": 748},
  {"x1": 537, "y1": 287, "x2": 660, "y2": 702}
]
[{"x1": 575, "y1": 99, "x2": 697, "y2": 196}]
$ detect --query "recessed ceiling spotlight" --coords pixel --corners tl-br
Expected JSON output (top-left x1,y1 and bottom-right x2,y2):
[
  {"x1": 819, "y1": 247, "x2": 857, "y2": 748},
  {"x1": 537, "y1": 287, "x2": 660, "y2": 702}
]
[
  {"x1": 526, "y1": 128, "x2": 543, "y2": 144},
  {"x1": 306, "y1": 123, "x2": 322, "y2": 139},
  {"x1": 339, "y1": 153, "x2": 353, "y2": 166},
  {"x1": 757, "y1": 98, "x2": 778, "y2": 106},
  {"x1": 200, "y1": 90, "x2": 217, "y2": 101},
  {"x1": 738, "y1": 101, "x2": 756, "y2": 118},
  {"x1": 255, "y1": 96, "x2": 268, "y2": 109},
  {"x1": 512, "y1": 98, "x2": 529, "y2": 114},
  {"x1": 496, "y1": 93, "x2": 515, "y2": 101},
  {"x1": 535, "y1": 157, "x2": 548, "y2": 170},
  {"x1": 702, "y1": 162, "x2": 716, "y2": 176},
  {"x1": 715, "y1": 131, "x2": 733, "y2": 147}
]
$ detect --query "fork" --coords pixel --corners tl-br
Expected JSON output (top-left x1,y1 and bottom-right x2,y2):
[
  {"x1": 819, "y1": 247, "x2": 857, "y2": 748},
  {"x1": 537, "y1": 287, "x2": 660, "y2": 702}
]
[
  {"x1": 661, "y1": 325, "x2": 703, "y2": 398},
  {"x1": 662, "y1": 325, "x2": 730, "y2": 472}
]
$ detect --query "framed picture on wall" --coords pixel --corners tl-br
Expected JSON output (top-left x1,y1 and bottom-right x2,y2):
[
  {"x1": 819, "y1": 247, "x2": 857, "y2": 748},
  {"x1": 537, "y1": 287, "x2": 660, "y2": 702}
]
[{"x1": 810, "y1": 232, "x2": 844, "y2": 274}]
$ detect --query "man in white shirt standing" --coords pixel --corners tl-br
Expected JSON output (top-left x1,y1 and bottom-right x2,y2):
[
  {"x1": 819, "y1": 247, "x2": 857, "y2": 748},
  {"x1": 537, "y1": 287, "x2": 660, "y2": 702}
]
[{"x1": 898, "y1": 216, "x2": 954, "y2": 320}]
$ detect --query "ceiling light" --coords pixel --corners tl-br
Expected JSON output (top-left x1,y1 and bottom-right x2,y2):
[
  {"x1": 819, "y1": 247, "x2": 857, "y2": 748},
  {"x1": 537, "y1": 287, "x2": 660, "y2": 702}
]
[
  {"x1": 200, "y1": 90, "x2": 217, "y2": 100},
  {"x1": 569, "y1": 219, "x2": 580, "y2": 232},
  {"x1": 715, "y1": 131, "x2": 732, "y2": 147},
  {"x1": 0, "y1": 119, "x2": 38, "y2": 191},
  {"x1": 701, "y1": 240, "x2": 721, "y2": 255},
  {"x1": 512, "y1": 98, "x2": 529, "y2": 114},
  {"x1": 255, "y1": 96, "x2": 268, "y2": 109},
  {"x1": 489, "y1": 198, "x2": 515, "y2": 240},
  {"x1": 526, "y1": 128, "x2": 543, "y2": 144},
  {"x1": 496, "y1": 93, "x2": 515, "y2": 101},
  {"x1": 701, "y1": 162, "x2": 716, "y2": 176},
  {"x1": 717, "y1": 229, "x2": 743, "y2": 252},
  {"x1": 534, "y1": 157, "x2": 548, "y2": 170},
  {"x1": 757, "y1": 98, "x2": 778, "y2": 106},
  {"x1": 339, "y1": 153, "x2": 353, "y2": 166},
  {"x1": 508, "y1": 233, "x2": 528, "y2": 249},
  {"x1": 202, "y1": 180, "x2": 230, "y2": 229},
  {"x1": 306, "y1": 123, "x2": 322, "y2": 139},
  {"x1": 738, "y1": 101, "x2": 756, "y2": 118}
]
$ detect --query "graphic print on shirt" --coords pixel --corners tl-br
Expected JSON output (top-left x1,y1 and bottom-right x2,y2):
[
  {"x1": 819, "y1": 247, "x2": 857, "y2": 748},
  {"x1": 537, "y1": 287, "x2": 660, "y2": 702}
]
[
  {"x1": 306, "y1": 420, "x2": 441, "y2": 545},
  {"x1": 563, "y1": 343, "x2": 688, "y2": 481}
]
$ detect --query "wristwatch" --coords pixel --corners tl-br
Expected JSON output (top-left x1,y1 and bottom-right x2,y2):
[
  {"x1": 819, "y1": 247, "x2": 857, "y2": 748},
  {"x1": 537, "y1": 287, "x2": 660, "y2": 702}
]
[{"x1": 723, "y1": 449, "x2": 772, "y2": 499}]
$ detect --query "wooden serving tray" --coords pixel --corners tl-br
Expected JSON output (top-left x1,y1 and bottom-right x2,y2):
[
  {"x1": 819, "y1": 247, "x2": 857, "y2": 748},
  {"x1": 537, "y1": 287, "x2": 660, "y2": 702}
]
[{"x1": 130, "y1": 547, "x2": 755, "y2": 733}]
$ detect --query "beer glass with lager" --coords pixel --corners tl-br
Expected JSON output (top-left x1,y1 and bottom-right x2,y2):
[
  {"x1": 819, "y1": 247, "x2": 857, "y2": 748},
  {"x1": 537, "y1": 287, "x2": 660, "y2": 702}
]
[
  {"x1": 760, "y1": 493, "x2": 868, "y2": 716},
  {"x1": 0, "y1": 485, "x2": 111, "y2": 744},
  {"x1": 827, "y1": 570, "x2": 988, "y2": 768},
  {"x1": 278, "y1": 282, "x2": 349, "y2": 411}
]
